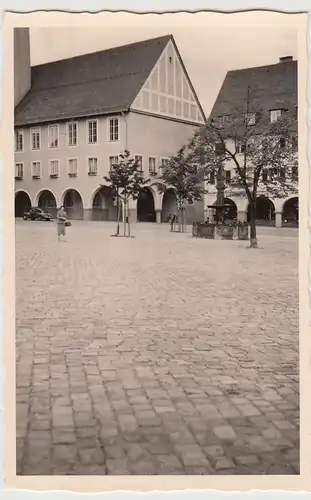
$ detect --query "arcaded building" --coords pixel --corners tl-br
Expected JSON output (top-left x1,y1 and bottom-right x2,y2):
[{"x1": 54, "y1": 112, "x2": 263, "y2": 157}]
[
  {"x1": 205, "y1": 56, "x2": 298, "y2": 228},
  {"x1": 14, "y1": 29, "x2": 206, "y2": 223}
]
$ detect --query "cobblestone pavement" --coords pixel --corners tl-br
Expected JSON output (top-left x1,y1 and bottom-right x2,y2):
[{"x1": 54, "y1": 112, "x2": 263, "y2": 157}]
[{"x1": 15, "y1": 220, "x2": 299, "y2": 475}]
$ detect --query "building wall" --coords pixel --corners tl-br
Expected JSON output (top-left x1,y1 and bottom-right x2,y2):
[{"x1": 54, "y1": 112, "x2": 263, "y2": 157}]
[
  {"x1": 127, "y1": 111, "x2": 204, "y2": 223},
  {"x1": 15, "y1": 115, "x2": 127, "y2": 215},
  {"x1": 15, "y1": 111, "x2": 205, "y2": 223},
  {"x1": 203, "y1": 139, "x2": 298, "y2": 227},
  {"x1": 14, "y1": 28, "x2": 31, "y2": 107}
]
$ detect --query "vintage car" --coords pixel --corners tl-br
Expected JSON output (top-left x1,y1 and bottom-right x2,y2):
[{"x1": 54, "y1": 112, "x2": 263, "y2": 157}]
[{"x1": 23, "y1": 207, "x2": 54, "y2": 221}]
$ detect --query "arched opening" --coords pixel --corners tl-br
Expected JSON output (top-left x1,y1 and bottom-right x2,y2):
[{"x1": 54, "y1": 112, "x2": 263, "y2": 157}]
[
  {"x1": 247, "y1": 196, "x2": 275, "y2": 226},
  {"x1": 223, "y1": 198, "x2": 238, "y2": 220},
  {"x1": 137, "y1": 188, "x2": 156, "y2": 222},
  {"x1": 162, "y1": 188, "x2": 177, "y2": 222},
  {"x1": 37, "y1": 190, "x2": 57, "y2": 217},
  {"x1": 63, "y1": 189, "x2": 84, "y2": 220},
  {"x1": 92, "y1": 187, "x2": 122, "y2": 222},
  {"x1": 15, "y1": 191, "x2": 31, "y2": 218},
  {"x1": 282, "y1": 197, "x2": 299, "y2": 227}
]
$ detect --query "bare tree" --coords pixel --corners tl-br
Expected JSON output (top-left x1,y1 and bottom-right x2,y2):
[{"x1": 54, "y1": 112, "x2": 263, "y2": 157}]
[
  {"x1": 157, "y1": 145, "x2": 206, "y2": 232},
  {"x1": 189, "y1": 86, "x2": 298, "y2": 247},
  {"x1": 102, "y1": 150, "x2": 149, "y2": 237}
]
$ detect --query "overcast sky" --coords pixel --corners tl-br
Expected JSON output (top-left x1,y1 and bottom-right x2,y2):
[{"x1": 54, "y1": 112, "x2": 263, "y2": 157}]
[{"x1": 29, "y1": 11, "x2": 298, "y2": 116}]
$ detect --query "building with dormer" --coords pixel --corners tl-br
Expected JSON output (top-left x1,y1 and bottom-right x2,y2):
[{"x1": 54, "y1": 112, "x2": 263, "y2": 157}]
[
  {"x1": 204, "y1": 56, "x2": 298, "y2": 228},
  {"x1": 14, "y1": 29, "x2": 206, "y2": 223}
]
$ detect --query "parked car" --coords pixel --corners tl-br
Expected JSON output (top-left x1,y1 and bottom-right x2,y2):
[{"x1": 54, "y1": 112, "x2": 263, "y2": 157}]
[{"x1": 23, "y1": 207, "x2": 53, "y2": 221}]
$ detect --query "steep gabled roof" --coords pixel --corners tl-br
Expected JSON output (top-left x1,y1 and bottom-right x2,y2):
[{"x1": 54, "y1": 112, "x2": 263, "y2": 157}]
[
  {"x1": 210, "y1": 59, "x2": 297, "y2": 121},
  {"x1": 15, "y1": 35, "x2": 172, "y2": 127}
]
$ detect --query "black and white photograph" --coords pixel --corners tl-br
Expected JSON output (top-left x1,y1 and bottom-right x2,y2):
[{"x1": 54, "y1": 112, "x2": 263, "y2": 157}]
[{"x1": 11, "y1": 10, "x2": 306, "y2": 479}]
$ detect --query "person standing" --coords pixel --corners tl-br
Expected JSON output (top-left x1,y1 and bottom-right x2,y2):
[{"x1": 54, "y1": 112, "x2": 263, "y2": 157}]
[{"x1": 57, "y1": 206, "x2": 67, "y2": 241}]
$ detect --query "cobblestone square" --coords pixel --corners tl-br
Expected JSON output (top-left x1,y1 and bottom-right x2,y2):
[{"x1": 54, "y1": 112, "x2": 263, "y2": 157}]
[{"x1": 15, "y1": 220, "x2": 299, "y2": 475}]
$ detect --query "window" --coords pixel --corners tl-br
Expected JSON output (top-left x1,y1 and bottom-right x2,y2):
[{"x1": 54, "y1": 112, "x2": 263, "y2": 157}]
[
  {"x1": 262, "y1": 170, "x2": 268, "y2": 182},
  {"x1": 109, "y1": 118, "x2": 119, "y2": 142},
  {"x1": 160, "y1": 158, "x2": 168, "y2": 173},
  {"x1": 49, "y1": 160, "x2": 59, "y2": 178},
  {"x1": 279, "y1": 168, "x2": 286, "y2": 181},
  {"x1": 279, "y1": 137, "x2": 286, "y2": 148},
  {"x1": 292, "y1": 137, "x2": 298, "y2": 149},
  {"x1": 68, "y1": 122, "x2": 77, "y2": 146},
  {"x1": 109, "y1": 156, "x2": 119, "y2": 171},
  {"x1": 244, "y1": 113, "x2": 256, "y2": 125},
  {"x1": 88, "y1": 157, "x2": 98, "y2": 176},
  {"x1": 270, "y1": 109, "x2": 282, "y2": 122},
  {"x1": 68, "y1": 158, "x2": 78, "y2": 176},
  {"x1": 31, "y1": 161, "x2": 41, "y2": 179},
  {"x1": 149, "y1": 157, "x2": 157, "y2": 175},
  {"x1": 292, "y1": 166, "x2": 298, "y2": 181},
  {"x1": 135, "y1": 155, "x2": 143, "y2": 171},
  {"x1": 236, "y1": 141, "x2": 246, "y2": 154},
  {"x1": 215, "y1": 142, "x2": 225, "y2": 155},
  {"x1": 48, "y1": 124, "x2": 59, "y2": 148},
  {"x1": 15, "y1": 162, "x2": 24, "y2": 179},
  {"x1": 87, "y1": 120, "x2": 98, "y2": 144},
  {"x1": 218, "y1": 115, "x2": 230, "y2": 127},
  {"x1": 294, "y1": 106, "x2": 298, "y2": 120},
  {"x1": 31, "y1": 128, "x2": 41, "y2": 150},
  {"x1": 15, "y1": 130, "x2": 23, "y2": 152},
  {"x1": 225, "y1": 170, "x2": 231, "y2": 184},
  {"x1": 209, "y1": 170, "x2": 215, "y2": 185}
]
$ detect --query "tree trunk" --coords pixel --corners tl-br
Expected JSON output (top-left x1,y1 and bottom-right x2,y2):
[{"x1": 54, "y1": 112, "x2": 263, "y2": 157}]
[
  {"x1": 249, "y1": 199, "x2": 258, "y2": 248},
  {"x1": 127, "y1": 202, "x2": 131, "y2": 237},
  {"x1": 116, "y1": 192, "x2": 120, "y2": 236},
  {"x1": 123, "y1": 199, "x2": 127, "y2": 236},
  {"x1": 181, "y1": 207, "x2": 186, "y2": 233}
]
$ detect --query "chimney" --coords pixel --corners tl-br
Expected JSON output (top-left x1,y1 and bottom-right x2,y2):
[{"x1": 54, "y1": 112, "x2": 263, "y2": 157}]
[
  {"x1": 279, "y1": 56, "x2": 293, "y2": 63},
  {"x1": 14, "y1": 28, "x2": 31, "y2": 108}
]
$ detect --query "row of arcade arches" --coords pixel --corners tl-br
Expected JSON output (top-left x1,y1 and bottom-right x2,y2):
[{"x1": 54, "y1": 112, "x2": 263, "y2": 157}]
[{"x1": 14, "y1": 189, "x2": 299, "y2": 226}]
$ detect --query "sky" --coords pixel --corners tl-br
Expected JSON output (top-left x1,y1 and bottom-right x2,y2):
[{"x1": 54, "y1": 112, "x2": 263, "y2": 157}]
[{"x1": 29, "y1": 11, "x2": 299, "y2": 116}]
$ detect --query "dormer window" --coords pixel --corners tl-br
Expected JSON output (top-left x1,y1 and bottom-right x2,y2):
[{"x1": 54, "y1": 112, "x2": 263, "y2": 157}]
[
  {"x1": 244, "y1": 113, "x2": 256, "y2": 126},
  {"x1": 270, "y1": 109, "x2": 283, "y2": 122},
  {"x1": 218, "y1": 115, "x2": 230, "y2": 127}
]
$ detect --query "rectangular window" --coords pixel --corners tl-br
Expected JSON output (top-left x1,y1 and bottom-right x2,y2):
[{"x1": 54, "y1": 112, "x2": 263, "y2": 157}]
[
  {"x1": 262, "y1": 170, "x2": 268, "y2": 182},
  {"x1": 279, "y1": 168, "x2": 286, "y2": 181},
  {"x1": 31, "y1": 128, "x2": 41, "y2": 150},
  {"x1": 292, "y1": 136, "x2": 298, "y2": 149},
  {"x1": 31, "y1": 161, "x2": 41, "y2": 179},
  {"x1": 218, "y1": 115, "x2": 230, "y2": 127},
  {"x1": 88, "y1": 157, "x2": 98, "y2": 176},
  {"x1": 68, "y1": 122, "x2": 78, "y2": 146},
  {"x1": 135, "y1": 155, "x2": 143, "y2": 171},
  {"x1": 209, "y1": 170, "x2": 215, "y2": 185},
  {"x1": 294, "y1": 106, "x2": 298, "y2": 120},
  {"x1": 48, "y1": 124, "x2": 59, "y2": 148},
  {"x1": 109, "y1": 118, "x2": 119, "y2": 142},
  {"x1": 15, "y1": 162, "x2": 24, "y2": 179},
  {"x1": 215, "y1": 142, "x2": 225, "y2": 155},
  {"x1": 49, "y1": 160, "x2": 59, "y2": 178},
  {"x1": 292, "y1": 166, "x2": 298, "y2": 181},
  {"x1": 15, "y1": 130, "x2": 23, "y2": 152},
  {"x1": 87, "y1": 120, "x2": 98, "y2": 144},
  {"x1": 279, "y1": 137, "x2": 286, "y2": 148},
  {"x1": 225, "y1": 170, "x2": 231, "y2": 184},
  {"x1": 109, "y1": 156, "x2": 119, "y2": 171},
  {"x1": 270, "y1": 109, "x2": 282, "y2": 122},
  {"x1": 244, "y1": 113, "x2": 256, "y2": 125},
  {"x1": 236, "y1": 141, "x2": 245, "y2": 154},
  {"x1": 68, "y1": 158, "x2": 78, "y2": 176},
  {"x1": 149, "y1": 157, "x2": 157, "y2": 174},
  {"x1": 160, "y1": 157, "x2": 168, "y2": 173}
]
